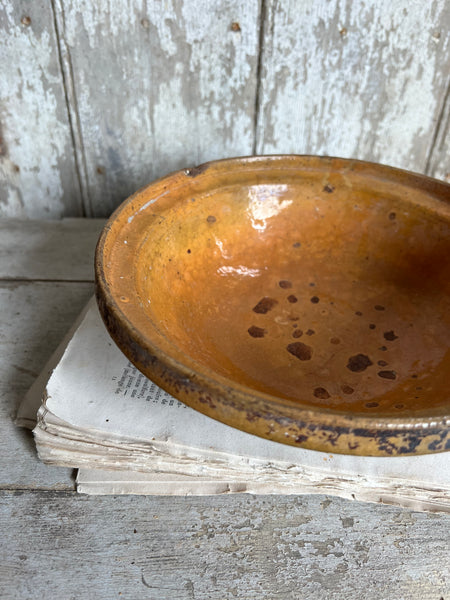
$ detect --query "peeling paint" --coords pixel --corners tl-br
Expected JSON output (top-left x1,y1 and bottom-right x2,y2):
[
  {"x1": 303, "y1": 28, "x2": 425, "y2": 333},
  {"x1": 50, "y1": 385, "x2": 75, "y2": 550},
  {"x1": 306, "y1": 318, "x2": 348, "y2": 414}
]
[
  {"x1": 58, "y1": 0, "x2": 260, "y2": 216},
  {"x1": 256, "y1": 0, "x2": 450, "y2": 175},
  {"x1": 0, "y1": 1, "x2": 81, "y2": 217},
  {"x1": 1, "y1": 0, "x2": 449, "y2": 218}
]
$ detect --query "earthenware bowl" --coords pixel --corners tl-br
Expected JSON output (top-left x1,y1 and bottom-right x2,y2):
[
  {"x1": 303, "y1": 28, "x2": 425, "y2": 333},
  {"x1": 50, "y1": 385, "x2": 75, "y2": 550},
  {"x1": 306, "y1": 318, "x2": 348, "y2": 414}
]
[{"x1": 95, "y1": 156, "x2": 450, "y2": 456}]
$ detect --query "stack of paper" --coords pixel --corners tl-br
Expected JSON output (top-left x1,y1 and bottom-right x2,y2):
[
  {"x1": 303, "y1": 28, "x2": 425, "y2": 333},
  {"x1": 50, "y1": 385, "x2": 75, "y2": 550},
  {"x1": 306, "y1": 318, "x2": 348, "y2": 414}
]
[{"x1": 17, "y1": 298, "x2": 450, "y2": 511}]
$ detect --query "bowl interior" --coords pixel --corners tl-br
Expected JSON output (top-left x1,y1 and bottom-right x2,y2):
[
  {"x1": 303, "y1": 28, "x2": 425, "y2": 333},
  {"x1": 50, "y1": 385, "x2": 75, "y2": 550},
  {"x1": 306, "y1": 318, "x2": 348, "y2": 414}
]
[{"x1": 104, "y1": 158, "x2": 450, "y2": 419}]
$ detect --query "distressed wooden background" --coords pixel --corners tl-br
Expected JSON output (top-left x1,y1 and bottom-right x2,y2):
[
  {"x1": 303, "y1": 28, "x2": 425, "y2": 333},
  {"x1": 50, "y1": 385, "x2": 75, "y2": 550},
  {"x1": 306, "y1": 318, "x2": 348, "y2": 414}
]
[{"x1": 1, "y1": 0, "x2": 449, "y2": 218}]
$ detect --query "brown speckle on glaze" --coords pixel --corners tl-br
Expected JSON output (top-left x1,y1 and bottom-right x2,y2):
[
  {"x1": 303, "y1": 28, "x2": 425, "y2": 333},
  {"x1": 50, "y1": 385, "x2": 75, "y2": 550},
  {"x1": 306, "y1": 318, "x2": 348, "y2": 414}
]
[
  {"x1": 355, "y1": 311, "x2": 363, "y2": 316},
  {"x1": 341, "y1": 385, "x2": 354, "y2": 395},
  {"x1": 395, "y1": 403, "x2": 405, "y2": 409},
  {"x1": 314, "y1": 387, "x2": 330, "y2": 399},
  {"x1": 293, "y1": 242, "x2": 301, "y2": 248},
  {"x1": 389, "y1": 212, "x2": 396, "y2": 220},
  {"x1": 366, "y1": 401, "x2": 379, "y2": 408},
  {"x1": 310, "y1": 296, "x2": 320, "y2": 304},
  {"x1": 369, "y1": 323, "x2": 376, "y2": 330},
  {"x1": 248, "y1": 326, "x2": 266, "y2": 338},
  {"x1": 206, "y1": 215, "x2": 216, "y2": 223},
  {"x1": 347, "y1": 354, "x2": 373, "y2": 372},
  {"x1": 187, "y1": 249, "x2": 191, "y2": 254},
  {"x1": 374, "y1": 305, "x2": 385, "y2": 311},
  {"x1": 252, "y1": 297, "x2": 278, "y2": 314},
  {"x1": 323, "y1": 184, "x2": 334, "y2": 193},
  {"x1": 378, "y1": 360, "x2": 388, "y2": 367},
  {"x1": 330, "y1": 337, "x2": 340, "y2": 345},
  {"x1": 379, "y1": 346, "x2": 388, "y2": 352},
  {"x1": 378, "y1": 370, "x2": 397, "y2": 380},
  {"x1": 306, "y1": 329, "x2": 315, "y2": 336},
  {"x1": 287, "y1": 342, "x2": 313, "y2": 361},
  {"x1": 292, "y1": 329, "x2": 303, "y2": 338},
  {"x1": 287, "y1": 294, "x2": 298, "y2": 303},
  {"x1": 384, "y1": 330, "x2": 398, "y2": 341},
  {"x1": 279, "y1": 280, "x2": 292, "y2": 289}
]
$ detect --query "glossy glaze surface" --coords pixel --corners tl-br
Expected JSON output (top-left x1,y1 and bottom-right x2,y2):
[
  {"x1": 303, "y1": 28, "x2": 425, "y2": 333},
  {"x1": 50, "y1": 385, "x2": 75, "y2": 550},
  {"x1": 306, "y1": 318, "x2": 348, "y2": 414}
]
[{"x1": 96, "y1": 156, "x2": 450, "y2": 455}]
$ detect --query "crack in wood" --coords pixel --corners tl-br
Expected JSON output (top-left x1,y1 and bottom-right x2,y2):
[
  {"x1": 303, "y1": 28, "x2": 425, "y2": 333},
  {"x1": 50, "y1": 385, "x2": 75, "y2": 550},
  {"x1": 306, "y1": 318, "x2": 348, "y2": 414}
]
[
  {"x1": 425, "y1": 76, "x2": 450, "y2": 179},
  {"x1": 252, "y1": 0, "x2": 267, "y2": 155},
  {"x1": 49, "y1": 0, "x2": 92, "y2": 217}
]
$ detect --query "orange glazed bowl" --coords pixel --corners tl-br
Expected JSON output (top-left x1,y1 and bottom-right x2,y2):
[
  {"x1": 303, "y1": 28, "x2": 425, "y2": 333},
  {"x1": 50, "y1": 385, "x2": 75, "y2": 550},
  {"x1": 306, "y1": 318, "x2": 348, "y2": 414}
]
[{"x1": 95, "y1": 156, "x2": 450, "y2": 456}]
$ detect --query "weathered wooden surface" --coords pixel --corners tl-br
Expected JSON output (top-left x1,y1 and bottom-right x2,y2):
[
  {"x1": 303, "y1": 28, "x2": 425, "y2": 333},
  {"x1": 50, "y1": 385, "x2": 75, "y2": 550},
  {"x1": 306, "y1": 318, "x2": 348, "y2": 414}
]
[
  {"x1": 426, "y1": 79, "x2": 450, "y2": 182},
  {"x1": 1, "y1": 491, "x2": 449, "y2": 599},
  {"x1": 0, "y1": 2, "x2": 82, "y2": 218},
  {"x1": 256, "y1": 0, "x2": 450, "y2": 178},
  {"x1": 0, "y1": 280, "x2": 93, "y2": 488},
  {"x1": 0, "y1": 218, "x2": 100, "y2": 488},
  {"x1": 0, "y1": 218, "x2": 104, "y2": 280},
  {"x1": 0, "y1": 218, "x2": 449, "y2": 598},
  {"x1": 1, "y1": 1, "x2": 449, "y2": 218},
  {"x1": 54, "y1": 0, "x2": 261, "y2": 216}
]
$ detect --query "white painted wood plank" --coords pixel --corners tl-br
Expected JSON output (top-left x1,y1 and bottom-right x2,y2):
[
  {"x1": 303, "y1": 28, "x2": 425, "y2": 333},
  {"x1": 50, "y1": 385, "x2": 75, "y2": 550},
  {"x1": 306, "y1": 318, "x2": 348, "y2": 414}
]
[
  {"x1": 0, "y1": 1, "x2": 82, "y2": 218},
  {"x1": 56, "y1": 0, "x2": 261, "y2": 217},
  {"x1": 426, "y1": 80, "x2": 450, "y2": 182},
  {"x1": 0, "y1": 218, "x2": 105, "y2": 281},
  {"x1": 0, "y1": 417, "x2": 74, "y2": 491},
  {"x1": 256, "y1": 0, "x2": 450, "y2": 175},
  {"x1": 0, "y1": 281, "x2": 94, "y2": 392},
  {"x1": 0, "y1": 490, "x2": 449, "y2": 599},
  {"x1": 0, "y1": 280, "x2": 93, "y2": 489}
]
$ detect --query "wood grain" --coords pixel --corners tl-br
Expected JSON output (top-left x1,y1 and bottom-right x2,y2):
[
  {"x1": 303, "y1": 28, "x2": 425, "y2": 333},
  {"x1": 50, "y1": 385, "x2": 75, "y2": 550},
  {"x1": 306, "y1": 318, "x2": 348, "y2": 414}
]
[
  {"x1": 54, "y1": 0, "x2": 261, "y2": 216},
  {"x1": 256, "y1": 0, "x2": 450, "y2": 177},
  {"x1": 1, "y1": 490, "x2": 449, "y2": 599},
  {"x1": 0, "y1": 1, "x2": 82, "y2": 217},
  {"x1": 426, "y1": 78, "x2": 450, "y2": 182},
  {"x1": 2, "y1": 1, "x2": 449, "y2": 219}
]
